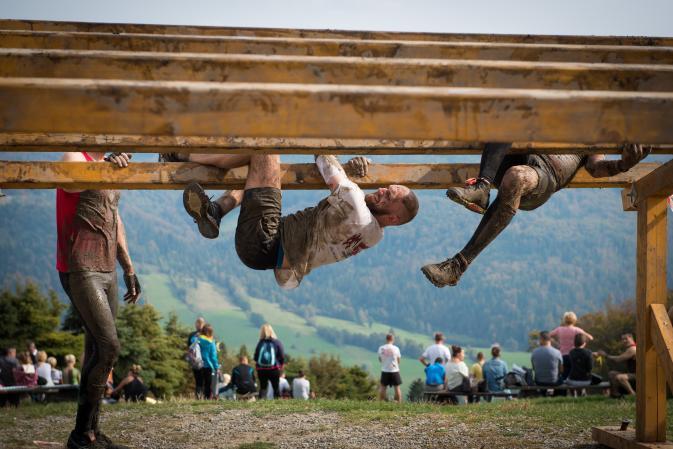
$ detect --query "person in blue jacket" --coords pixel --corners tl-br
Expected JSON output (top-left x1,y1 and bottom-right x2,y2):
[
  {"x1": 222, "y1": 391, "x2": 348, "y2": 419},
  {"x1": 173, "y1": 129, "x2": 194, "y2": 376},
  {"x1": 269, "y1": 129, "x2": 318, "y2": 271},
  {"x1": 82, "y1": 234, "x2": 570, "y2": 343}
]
[{"x1": 195, "y1": 324, "x2": 219, "y2": 399}]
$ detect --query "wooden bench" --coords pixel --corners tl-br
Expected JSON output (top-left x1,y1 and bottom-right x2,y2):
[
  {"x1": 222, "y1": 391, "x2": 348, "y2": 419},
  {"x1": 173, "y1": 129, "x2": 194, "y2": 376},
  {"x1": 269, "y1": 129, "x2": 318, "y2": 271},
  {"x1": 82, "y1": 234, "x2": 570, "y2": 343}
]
[
  {"x1": 517, "y1": 382, "x2": 610, "y2": 397},
  {"x1": 0, "y1": 384, "x2": 79, "y2": 402},
  {"x1": 423, "y1": 382, "x2": 611, "y2": 403}
]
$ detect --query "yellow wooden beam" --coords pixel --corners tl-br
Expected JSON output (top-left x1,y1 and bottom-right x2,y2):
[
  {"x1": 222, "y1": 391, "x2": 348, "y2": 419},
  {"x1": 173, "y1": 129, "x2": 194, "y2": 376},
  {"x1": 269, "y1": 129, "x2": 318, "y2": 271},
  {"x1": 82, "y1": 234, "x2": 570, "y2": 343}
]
[
  {"x1": 2, "y1": 30, "x2": 673, "y2": 64},
  {"x1": 636, "y1": 195, "x2": 668, "y2": 442},
  {"x1": 2, "y1": 133, "x2": 673, "y2": 155},
  {"x1": 651, "y1": 304, "x2": 673, "y2": 394},
  {"x1": 0, "y1": 161, "x2": 657, "y2": 190},
  {"x1": 2, "y1": 19, "x2": 671, "y2": 47},
  {"x1": 3, "y1": 49, "x2": 673, "y2": 91},
  {"x1": 629, "y1": 158, "x2": 673, "y2": 205},
  {"x1": 2, "y1": 78, "x2": 673, "y2": 144}
]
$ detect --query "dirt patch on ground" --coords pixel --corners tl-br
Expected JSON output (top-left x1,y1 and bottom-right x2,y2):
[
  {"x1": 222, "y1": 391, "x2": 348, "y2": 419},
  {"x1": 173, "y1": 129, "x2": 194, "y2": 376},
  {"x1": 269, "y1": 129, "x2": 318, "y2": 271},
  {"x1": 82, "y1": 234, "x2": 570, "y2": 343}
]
[{"x1": 0, "y1": 406, "x2": 603, "y2": 449}]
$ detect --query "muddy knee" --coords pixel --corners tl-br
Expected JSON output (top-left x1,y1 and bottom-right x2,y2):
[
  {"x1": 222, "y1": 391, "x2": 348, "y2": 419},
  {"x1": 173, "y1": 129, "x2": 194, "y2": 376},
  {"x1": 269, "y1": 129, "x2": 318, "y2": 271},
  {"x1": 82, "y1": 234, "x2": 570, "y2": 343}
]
[
  {"x1": 99, "y1": 337, "x2": 121, "y2": 368},
  {"x1": 246, "y1": 155, "x2": 281, "y2": 189},
  {"x1": 500, "y1": 166, "x2": 529, "y2": 192}
]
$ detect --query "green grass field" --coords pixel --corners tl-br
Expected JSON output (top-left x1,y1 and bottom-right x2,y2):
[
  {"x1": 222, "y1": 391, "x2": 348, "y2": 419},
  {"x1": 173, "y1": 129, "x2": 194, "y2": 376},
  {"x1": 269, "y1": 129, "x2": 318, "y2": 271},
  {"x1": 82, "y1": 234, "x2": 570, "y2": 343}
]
[
  {"x1": 1, "y1": 397, "x2": 671, "y2": 448},
  {"x1": 142, "y1": 273, "x2": 532, "y2": 393}
]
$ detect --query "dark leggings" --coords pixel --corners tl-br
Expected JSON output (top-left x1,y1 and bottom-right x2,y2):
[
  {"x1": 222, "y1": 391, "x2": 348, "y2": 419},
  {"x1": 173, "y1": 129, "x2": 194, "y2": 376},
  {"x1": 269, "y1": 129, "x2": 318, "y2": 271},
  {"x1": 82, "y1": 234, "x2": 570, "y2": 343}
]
[
  {"x1": 200, "y1": 367, "x2": 214, "y2": 399},
  {"x1": 479, "y1": 143, "x2": 512, "y2": 183},
  {"x1": 257, "y1": 369, "x2": 281, "y2": 399},
  {"x1": 60, "y1": 271, "x2": 120, "y2": 436},
  {"x1": 193, "y1": 368, "x2": 204, "y2": 398}
]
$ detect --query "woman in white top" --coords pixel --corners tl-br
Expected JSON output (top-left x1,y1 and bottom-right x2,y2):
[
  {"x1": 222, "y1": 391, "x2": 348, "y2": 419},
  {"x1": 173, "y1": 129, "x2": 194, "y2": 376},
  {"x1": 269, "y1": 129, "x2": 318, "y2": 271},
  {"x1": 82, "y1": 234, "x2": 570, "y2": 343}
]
[
  {"x1": 444, "y1": 345, "x2": 470, "y2": 403},
  {"x1": 36, "y1": 351, "x2": 54, "y2": 386}
]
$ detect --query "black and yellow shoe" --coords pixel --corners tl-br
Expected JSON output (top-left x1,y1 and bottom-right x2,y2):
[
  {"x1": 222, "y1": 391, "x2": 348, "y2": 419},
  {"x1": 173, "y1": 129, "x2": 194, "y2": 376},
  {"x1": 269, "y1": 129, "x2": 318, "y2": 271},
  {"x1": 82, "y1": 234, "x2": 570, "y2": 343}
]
[
  {"x1": 445, "y1": 178, "x2": 490, "y2": 215},
  {"x1": 183, "y1": 182, "x2": 222, "y2": 239}
]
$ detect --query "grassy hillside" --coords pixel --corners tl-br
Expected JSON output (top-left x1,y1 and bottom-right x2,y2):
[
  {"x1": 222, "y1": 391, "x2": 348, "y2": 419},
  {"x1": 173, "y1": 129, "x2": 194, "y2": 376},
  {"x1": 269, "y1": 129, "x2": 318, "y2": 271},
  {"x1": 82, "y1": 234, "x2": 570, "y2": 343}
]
[{"x1": 143, "y1": 272, "x2": 531, "y2": 392}]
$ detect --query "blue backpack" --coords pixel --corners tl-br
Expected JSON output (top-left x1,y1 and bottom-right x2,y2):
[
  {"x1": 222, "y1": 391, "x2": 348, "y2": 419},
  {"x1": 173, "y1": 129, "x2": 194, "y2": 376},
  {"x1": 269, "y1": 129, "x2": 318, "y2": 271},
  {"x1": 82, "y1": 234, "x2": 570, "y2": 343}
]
[{"x1": 258, "y1": 340, "x2": 277, "y2": 368}]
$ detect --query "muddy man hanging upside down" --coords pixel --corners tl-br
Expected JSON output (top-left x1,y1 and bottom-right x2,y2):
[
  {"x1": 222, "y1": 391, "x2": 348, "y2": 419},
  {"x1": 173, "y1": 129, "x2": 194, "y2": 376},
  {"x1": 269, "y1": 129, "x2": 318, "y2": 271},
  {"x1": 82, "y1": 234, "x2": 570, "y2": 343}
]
[
  {"x1": 161, "y1": 152, "x2": 419, "y2": 289},
  {"x1": 422, "y1": 142, "x2": 651, "y2": 288}
]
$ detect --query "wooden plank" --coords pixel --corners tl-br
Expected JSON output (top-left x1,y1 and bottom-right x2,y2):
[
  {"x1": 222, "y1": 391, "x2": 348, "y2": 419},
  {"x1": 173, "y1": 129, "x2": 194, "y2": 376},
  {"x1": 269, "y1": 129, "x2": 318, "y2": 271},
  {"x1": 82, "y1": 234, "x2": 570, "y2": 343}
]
[
  {"x1": 629, "y1": 158, "x2": 673, "y2": 204},
  {"x1": 636, "y1": 196, "x2": 668, "y2": 442},
  {"x1": 3, "y1": 49, "x2": 673, "y2": 92},
  {"x1": 2, "y1": 133, "x2": 673, "y2": 155},
  {"x1": 651, "y1": 303, "x2": 673, "y2": 393},
  {"x1": 2, "y1": 30, "x2": 673, "y2": 64},
  {"x1": 2, "y1": 78, "x2": 673, "y2": 144},
  {"x1": 1, "y1": 19, "x2": 671, "y2": 47},
  {"x1": 0, "y1": 161, "x2": 657, "y2": 190},
  {"x1": 592, "y1": 427, "x2": 673, "y2": 449}
]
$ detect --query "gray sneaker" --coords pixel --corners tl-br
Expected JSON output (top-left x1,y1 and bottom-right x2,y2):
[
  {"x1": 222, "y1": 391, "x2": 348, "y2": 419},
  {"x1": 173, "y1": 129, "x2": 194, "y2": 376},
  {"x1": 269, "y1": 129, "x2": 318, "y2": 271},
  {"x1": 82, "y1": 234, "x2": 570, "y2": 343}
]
[
  {"x1": 183, "y1": 182, "x2": 221, "y2": 239},
  {"x1": 421, "y1": 254, "x2": 469, "y2": 288},
  {"x1": 445, "y1": 178, "x2": 490, "y2": 214}
]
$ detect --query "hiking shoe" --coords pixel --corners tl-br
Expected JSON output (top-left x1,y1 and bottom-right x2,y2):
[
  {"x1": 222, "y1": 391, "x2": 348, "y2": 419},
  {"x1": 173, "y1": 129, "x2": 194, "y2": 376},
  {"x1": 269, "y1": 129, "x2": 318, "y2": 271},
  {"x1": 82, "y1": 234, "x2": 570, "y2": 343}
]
[
  {"x1": 95, "y1": 431, "x2": 130, "y2": 449},
  {"x1": 421, "y1": 254, "x2": 469, "y2": 287},
  {"x1": 158, "y1": 152, "x2": 188, "y2": 162},
  {"x1": 445, "y1": 178, "x2": 490, "y2": 214},
  {"x1": 183, "y1": 182, "x2": 221, "y2": 239},
  {"x1": 66, "y1": 431, "x2": 107, "y2": 449}
]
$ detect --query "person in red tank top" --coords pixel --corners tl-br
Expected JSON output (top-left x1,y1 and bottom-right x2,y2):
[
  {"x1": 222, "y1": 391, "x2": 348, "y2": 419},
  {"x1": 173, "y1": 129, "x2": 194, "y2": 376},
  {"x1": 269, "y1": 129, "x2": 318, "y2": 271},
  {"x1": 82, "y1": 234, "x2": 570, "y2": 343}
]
[{"x1": 56, "y1": 151, "x2": 141, "y2": 449}]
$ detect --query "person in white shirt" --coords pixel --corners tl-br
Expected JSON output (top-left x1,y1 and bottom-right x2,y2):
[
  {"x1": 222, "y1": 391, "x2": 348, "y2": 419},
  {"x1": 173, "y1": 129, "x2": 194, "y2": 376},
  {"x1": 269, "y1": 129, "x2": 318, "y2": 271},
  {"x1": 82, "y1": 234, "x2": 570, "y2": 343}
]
[
  {"x1": 266, "y1": 372, "x2": 291, "y2": 399},
  {"x1": 445, "y1": 345, "x2": 470, "y2": 403},
  {"x1": 36, "y1": 351, "x2": 54, "y2": 386},
  {"x1": 419, "y1": 332, "x2": 452, "y2": 368},
  {"x1": 377, "y1": 334, "x2": 402, "y2": 403},
  {"x1": 174, "y1": 152, "x2": 418, "y2": 289},
  {"x1": 292, "y1": 371, "x2": 311, "y2": 400}
]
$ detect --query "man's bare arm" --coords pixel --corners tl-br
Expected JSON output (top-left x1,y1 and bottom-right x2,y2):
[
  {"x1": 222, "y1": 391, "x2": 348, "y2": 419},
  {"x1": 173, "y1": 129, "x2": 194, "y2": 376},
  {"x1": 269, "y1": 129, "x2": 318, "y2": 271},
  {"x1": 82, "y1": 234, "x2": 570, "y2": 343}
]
[
  {"x1": 315, "y1": 155, "x2": 371, "y2": 192},
  {"x1": 117, "y1": 213, "x2": 141, "y2": 303},
  {"x1": 608, "y1": 346, "x2": 636, "y2": 362},
  {"x1": 585, "y1": 143, "x2": 651, "y2": 178}
]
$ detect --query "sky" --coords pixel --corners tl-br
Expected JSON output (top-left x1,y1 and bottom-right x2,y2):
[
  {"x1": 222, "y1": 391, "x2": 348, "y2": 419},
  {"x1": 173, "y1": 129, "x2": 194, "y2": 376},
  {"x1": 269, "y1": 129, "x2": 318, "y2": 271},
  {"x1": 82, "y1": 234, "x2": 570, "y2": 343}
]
[{"x1": 3, "y1": 0, "x2": 673, "y2": 37}]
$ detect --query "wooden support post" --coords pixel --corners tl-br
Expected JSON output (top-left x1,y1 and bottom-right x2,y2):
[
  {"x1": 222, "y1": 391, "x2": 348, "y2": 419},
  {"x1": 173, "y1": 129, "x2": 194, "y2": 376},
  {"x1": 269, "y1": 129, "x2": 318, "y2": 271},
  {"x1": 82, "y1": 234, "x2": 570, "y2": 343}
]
[
  {"x1": 651, "y1": 303, "x2": 673, "y2": 393},
  {"x1": 0, "y1": 161, "x2": 657, "y2": 190},
  {"x1": 629, "y1": 158, "x2": 673, "y2": 205},
  {"x1": 2, "y1": 78, "x2": 673, "y2": 143},
  {"x1": 1, "y1": 18, "x2": 672, "y2": 47},
  {"x1": 592, "y1": 427, "x2": 673, "y2": 449},
  {"x1": 3, "y1": 49, "x2": 673, "y2": 92},
  {"x1": 2, "y1": 30, "x2": 673, "y2": 64},
  {"x1": 636, "y1": 195, "x2": 668, "y2": 442}
]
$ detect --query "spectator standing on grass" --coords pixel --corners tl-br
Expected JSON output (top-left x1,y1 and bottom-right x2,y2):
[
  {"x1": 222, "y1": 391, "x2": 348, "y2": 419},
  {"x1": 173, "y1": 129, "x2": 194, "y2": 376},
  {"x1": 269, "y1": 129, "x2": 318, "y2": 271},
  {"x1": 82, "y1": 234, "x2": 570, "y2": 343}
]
[
  {"x1": 254, "y1": 324, "x2": 285, "y2": 400},
  {"x1": 62, "y1": 354, "x2": 81, "y2": 385},
  {"x1": 567, "y1": 334, "x2": 594, "y2": 387},
  {"x1": 13, "y1": 352, "x2": 37, "y2": 387},
  {"x1": 531, "y1": 331, "x2": 563, "y2": 387},
  {"x1": 27, "y1": 342, "x2": 38, "y2": 366},
  {"x1": 36, "y1": 351, "x2": 54, "y2": 386},
  {"x1": 483, "y1": 346, "x2": 508, "y2": 393},
  {"x1": 198, "y1": 324, "x2": 220, "y2": 400},
  {"x1": 292, "y1": 371, "x2": 311, "y2": 400},
  {"x1": 550, "y1": 312, "x2": 593, "y2": 380},
  {"x1": 0, "y1": 347, "x2": 20, "y2": 407},
  {"x1": 378, "y1": 333, "x2": 402, "y2": 403},
  {"x1": 187, "y1": 316, "x2": 206, "y2": 398},
  {"x1": 445, "y1": 346, "x2": 471, "y2": 401},
  {"x1": 48, "y1": 357, "x2": 63, "y2": 385},
  {"x1": 424, "y1": 357, "x2": 446, "y2": 392},
  {"x1": 418, "y1": 332, "x2": 451, "y2": 367}
]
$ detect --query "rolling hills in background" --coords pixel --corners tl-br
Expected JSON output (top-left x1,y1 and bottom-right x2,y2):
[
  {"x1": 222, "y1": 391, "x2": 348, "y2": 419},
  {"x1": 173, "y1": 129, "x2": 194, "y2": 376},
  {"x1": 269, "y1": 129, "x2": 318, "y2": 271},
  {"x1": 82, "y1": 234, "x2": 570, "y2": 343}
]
[{"x1": 1, "y1": 153, "x2": 672, "y2": 384}]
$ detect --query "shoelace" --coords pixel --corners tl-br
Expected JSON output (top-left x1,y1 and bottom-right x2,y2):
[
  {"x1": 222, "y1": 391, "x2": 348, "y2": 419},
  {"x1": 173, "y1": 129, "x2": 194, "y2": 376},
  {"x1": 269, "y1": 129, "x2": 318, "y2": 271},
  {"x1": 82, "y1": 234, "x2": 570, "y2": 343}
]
[{"x1": 465, "y1": 177, "x2": 478, "y2": 186}]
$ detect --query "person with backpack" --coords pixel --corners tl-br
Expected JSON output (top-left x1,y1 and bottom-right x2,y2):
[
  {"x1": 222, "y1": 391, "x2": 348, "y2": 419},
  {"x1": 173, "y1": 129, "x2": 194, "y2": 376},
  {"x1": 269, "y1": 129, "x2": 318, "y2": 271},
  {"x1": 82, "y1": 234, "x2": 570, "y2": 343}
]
[
  {"x1": 198, "y1": 324, "x2": 220, "y2": 400},
  {"x1": 253, "y1": 324, "x2": 285, "y2": 399},
  {"x1": 187, "y1": 317, "x2": 206, "y2": 398}
]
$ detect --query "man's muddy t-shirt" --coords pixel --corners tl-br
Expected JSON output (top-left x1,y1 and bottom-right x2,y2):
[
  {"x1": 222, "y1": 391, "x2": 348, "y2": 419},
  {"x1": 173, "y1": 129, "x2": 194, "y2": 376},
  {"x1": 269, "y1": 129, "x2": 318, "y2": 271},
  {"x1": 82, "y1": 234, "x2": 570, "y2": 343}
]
[{"x1": 275, "y1": 178, "x2": 383, "y2": 289}]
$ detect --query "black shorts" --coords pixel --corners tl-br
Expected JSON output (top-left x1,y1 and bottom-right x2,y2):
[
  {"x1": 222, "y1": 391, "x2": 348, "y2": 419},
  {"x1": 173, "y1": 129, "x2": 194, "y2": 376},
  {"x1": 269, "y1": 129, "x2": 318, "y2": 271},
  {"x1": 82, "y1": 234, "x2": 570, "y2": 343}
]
[
  {"x1": 380, "y1": 371, "x2": 402, "y2": 387},
  {"x1": 494, "y1": 154, "x2": 558, "y2": 211},
  {"x1": 235, "y1": 187, "x2": 282, "y2": 270}
]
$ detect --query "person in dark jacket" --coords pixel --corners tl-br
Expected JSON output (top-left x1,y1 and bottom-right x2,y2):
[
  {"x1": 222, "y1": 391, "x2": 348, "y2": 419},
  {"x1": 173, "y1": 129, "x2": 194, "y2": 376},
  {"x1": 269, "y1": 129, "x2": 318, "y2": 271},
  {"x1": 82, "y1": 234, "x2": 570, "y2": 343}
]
[
  {"x1": 253, "y1": 324, "x2": 285, "y2": 399},
  {"x1": 0, "y1": 347, "x2": 20, "y2": 407},
  {"x1": 567, "y1": 333, "x2": 594, "y2": 387},
  {"x1": 187, "y1": 316, "x2": 206, "y2": 398},
  {"x1": 223, "y1": 356, "x2": 257, "y2": 398}
]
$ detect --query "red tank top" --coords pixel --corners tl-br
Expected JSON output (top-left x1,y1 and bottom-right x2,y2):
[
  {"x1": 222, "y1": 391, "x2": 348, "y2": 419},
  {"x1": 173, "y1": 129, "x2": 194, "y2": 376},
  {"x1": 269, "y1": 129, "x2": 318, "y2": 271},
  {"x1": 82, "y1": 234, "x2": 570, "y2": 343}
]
[{"x1": 56, "y1": 152, "x2": 93, "y2": 272}]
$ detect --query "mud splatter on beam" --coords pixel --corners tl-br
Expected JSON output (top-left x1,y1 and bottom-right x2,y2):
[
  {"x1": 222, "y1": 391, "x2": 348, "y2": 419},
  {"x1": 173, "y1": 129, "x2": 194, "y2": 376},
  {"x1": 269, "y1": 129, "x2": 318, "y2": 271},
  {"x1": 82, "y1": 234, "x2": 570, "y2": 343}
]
[{"x1": 0, "y1": 161, "x2": 658, "y2": 190}]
